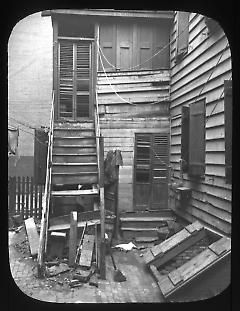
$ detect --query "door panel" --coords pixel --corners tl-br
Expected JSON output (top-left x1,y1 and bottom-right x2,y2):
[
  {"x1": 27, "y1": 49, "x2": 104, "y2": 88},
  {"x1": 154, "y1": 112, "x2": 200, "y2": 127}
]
[{"x1": 134, "y1": 133, "x2": 169, "y2": 211}]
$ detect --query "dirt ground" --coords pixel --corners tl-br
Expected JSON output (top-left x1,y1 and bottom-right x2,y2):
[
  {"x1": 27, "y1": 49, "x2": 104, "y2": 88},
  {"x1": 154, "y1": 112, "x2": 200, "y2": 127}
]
[{"x1": 8, "y1": 226, "x2": 164, "y2": 303}]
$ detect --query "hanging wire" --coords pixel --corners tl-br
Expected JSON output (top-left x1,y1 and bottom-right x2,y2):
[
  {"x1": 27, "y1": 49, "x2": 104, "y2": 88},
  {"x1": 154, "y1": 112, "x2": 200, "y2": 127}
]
[
  {"x1": 98, "y1": 53, "x2": 137, "y2": 105},
  {"x1": 8, "y1": 115, "x2": 39, "y2": 130},
  {"x1": 97, "y1": 21, "x2": 190, "y2": 71}
]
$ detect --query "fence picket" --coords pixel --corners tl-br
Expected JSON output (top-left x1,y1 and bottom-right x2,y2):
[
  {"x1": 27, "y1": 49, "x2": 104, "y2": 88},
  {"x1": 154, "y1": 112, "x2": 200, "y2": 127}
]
[
  {"x1": 30, "y1": 177, "x2": 34, "y2": 218},
  {"x1": 17, "y1": 176, "x2": 21, "y2": 215},
  {"x1": 25, "y1": 177, "x2": 29, "y2": 219},
  {"x1": 8, "y1": 176, "x2": 43, "y2": 220}
]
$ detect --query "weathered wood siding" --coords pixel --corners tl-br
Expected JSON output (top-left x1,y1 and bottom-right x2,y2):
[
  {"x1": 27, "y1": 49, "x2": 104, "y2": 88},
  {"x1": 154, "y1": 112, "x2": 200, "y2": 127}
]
[
  {"x1": 169, "y1": 12, "x2": 232, "y2": 235},
  {"x1": 97, "y1": 70, "x2": 170, "y2": 212}
]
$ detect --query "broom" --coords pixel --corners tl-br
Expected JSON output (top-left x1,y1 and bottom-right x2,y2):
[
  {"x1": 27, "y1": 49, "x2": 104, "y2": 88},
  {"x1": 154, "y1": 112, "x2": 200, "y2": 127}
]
[{"x1": 109, "y1": 248, "x2": 126, "y2": 282}]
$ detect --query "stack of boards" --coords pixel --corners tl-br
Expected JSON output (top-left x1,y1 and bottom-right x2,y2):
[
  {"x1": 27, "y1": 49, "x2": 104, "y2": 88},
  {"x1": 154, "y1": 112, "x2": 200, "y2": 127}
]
[{"x1": 144, "y1": 221, "x2": 231, "y2": 301}]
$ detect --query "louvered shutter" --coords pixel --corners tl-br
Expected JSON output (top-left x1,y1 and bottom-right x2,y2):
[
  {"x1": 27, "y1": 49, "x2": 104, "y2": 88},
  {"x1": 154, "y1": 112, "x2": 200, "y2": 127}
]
[
  {"x1": 181, "y1": 106, "x2": 190, "y2": 172},
  {"x1": 189, "y1": 99, "x2": 205, "y2": 176},
  {"x1": 76, "y1": 42, "x2": 91, "y2": 118},
  {"x1": 224, "y1": 80, "x2": 232, "y2": 183},
  {"x1": 59, "y1": 40, "x2": 74, "y2": 118},
  {"x1": 99, "y1": 23, "x2": 116, "y2": 71},
  {"x1": 151, "y1": 133, "x2": 169, "y2": 209}
]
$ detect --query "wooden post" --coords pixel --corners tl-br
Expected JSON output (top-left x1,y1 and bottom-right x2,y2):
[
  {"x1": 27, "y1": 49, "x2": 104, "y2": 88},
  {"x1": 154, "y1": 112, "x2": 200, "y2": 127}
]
[
  {"x1": 69, "y1": 211, "x2": 78, "y2": 267},
  {"x1": 114, "y1": 165, "x2": 120, "y2": 239},
  {"x1": 99, "y1": 135, "x2": 106, "y2": 279},
  {"x1": 8, "y1": 177, "x2": 16, "y2": 216}
]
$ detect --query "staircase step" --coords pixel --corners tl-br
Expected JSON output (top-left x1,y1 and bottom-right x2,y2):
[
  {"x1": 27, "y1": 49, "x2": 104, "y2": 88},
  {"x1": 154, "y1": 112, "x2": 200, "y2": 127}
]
[
  {"x1": 52, "y1": 163, "x2": 98, "y2": 174},
  {"x1": 53, "y1": 146, "x2": 96, "y2": 154},
  {"x1": 52, "y1": 189, "x2": 99, "y2": 196},
  {"x1": 52, "y1": 173, "x2": 98, "y2": 185},
  {"x1": 52, "y1": 154, "x2": 97, "y2": 163},
  {"x1": 54, "y1": 137, "x2": 96, "y2": 146},
  {"x1": 54, "y1": 121, "x2": 94, "y2": 129},
  {"x1": 54, "y1": 129, "x2": 95, "y2": 138}
]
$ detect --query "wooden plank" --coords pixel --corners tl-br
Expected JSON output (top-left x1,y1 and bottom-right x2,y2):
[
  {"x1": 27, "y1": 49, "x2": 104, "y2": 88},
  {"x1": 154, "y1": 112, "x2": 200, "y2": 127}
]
[
  {"x1": 158, "y1": 276, "x2": 175, "y2": 296},
  {"x1": 185, "y1": 221, "x2": 203, "y2": 234},
  {"x1": 177, "y1": 248, "x2": 218, "y2": 283},
  {"x1": 143, "y1": 249, "x2": 155, "y2": 264},
  {"x1": 79, "y1": 234, "x2": 95, "y2": 267},
  {"x1": 208, "y1": 236, "x2": 231, "y2": 255},
  {"x1": 24, "y1": 217, "x2": 40, "y2": 256},
  {"x1": 51, "y1": 189, "x2": 99, "y2": 196},
  {"x1": 168, "y1": 269, "x2": 183, "y2": 286},
  {"x1": 148, "y1": 228, "x2": 206, "y2": 268},
  {"x1": 69, "y1": 211, "x2": 78, "y2": 267}
]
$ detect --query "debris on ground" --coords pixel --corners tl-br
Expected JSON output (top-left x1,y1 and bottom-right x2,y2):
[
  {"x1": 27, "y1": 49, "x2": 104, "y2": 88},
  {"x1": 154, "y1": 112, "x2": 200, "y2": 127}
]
[
  {"x1": 46, "y1": 263, "x2": 70, "y2": 277},
  {"x1": 113, "y1": 241, "x2": 137, "y2": 252}
]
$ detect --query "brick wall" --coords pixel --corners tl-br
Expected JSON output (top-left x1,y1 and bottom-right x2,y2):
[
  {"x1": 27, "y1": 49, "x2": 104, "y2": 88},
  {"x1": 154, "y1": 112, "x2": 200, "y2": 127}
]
[{"x1": 8, "y1": 12, "x2": 53, "y2": 157}]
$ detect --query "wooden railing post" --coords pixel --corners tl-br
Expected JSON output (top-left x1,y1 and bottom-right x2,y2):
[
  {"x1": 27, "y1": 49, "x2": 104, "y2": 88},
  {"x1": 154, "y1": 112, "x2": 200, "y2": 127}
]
[{"x1": 99, "y1": 135, "x2": 106, "y2": 279}]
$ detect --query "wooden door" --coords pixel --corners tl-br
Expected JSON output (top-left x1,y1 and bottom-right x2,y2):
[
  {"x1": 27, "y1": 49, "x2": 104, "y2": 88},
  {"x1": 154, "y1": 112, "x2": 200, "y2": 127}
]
[
  {"x1": 134, "y1": 133, "x2": 169, "y2": 211},
  {"x1": 58, "y1": 39, "x2": 94, "y2": 120}
]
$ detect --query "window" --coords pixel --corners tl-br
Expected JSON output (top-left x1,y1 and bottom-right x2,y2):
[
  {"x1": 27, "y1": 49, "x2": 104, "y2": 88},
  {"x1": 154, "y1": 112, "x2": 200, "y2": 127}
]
[
  {"x1": 181, "y1": 99, "x2": 206, "y2": 177},
  {"x1": 224, "y1": 80, "x2": 232, "y2": 184},
  {"x1": 175, "y1": 11, "x2": 190, "y2": 63}
]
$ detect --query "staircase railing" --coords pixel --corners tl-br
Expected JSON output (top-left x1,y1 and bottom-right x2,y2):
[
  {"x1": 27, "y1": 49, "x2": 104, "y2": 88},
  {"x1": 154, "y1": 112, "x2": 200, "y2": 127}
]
[
  {"x1": 37, "y1": 90, "x2": 55, "y2": 276},
  {"x1": 94, "y1": 89, "x2": 106, "y2": 279}
]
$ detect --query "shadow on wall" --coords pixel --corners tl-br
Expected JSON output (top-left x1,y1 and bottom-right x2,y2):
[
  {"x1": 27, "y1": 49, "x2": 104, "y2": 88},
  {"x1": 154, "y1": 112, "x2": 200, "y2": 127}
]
[{"x1": 8, "y1": 156, "x2": 34, "y2": 177}]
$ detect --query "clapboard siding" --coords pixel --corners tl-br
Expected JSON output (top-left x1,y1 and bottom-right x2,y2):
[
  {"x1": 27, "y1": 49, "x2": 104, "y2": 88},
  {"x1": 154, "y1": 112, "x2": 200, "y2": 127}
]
[
  {"x1": 98, "y1": 70, "x2": 170, "y2": 212},
  {"x1": 169, "y1": 12, "x2": 232, "y2": 235}
]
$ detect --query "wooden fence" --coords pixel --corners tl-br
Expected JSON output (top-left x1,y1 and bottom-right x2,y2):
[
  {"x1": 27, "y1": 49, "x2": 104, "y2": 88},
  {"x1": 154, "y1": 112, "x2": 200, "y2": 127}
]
[{"x1": 8, "y1": 176, "x2": 44, "y2": 219}]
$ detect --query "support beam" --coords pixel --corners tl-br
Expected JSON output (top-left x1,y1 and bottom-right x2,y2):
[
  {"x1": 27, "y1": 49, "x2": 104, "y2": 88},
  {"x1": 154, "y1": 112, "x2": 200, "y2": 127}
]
[
  {"x1": 69, "y1": 211, "x2": 78, "y2": 267},
  {"x1": 99, "y1": 135, "x2": 106, "y2": 279}
]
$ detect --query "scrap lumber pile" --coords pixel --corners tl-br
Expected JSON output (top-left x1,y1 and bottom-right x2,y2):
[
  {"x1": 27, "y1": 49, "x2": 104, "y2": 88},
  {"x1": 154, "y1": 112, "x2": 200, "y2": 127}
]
[
  {"x1": 144, "y1": 221, "x2": 231, "y2": 301},
  {"x1": 40, "y1": 209, "x2": 115, "y2": 287}
]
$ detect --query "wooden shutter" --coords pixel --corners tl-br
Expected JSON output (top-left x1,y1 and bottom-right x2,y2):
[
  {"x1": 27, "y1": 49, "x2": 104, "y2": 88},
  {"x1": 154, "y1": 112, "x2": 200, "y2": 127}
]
[
  {"x1": 176, "y1": 11, "x2": 190, "y2": 61},
  {"x1": 181, "y1": 106, "x2": 190, "y2": 172},
  {"x1": 224, "y1": 80, "x2": 232, "y2": 183},
  {"x1": 152, "y1": 133, "x2": 169, "y2": 209},
  {"x1": 138, "y1": 23, "x2": 153, "y2": 70},
  {"x1": 116, "y1": 23, "x2": 133, "y2": 70},
  {"x1": 76, "y1": 42, "x2": 91, "y2": 118},
  {"x1": 99, "y1": 22, "x2": 116, "y2": 71},
  {"x1": 189, "y1": 99, "x2": 205, "y2": 176},
  {"x1": 34, "y1": 129, "x2": 48, "y2": 185},
  {"x1": 59, "y1": 40, "x2": 74, "y2": 118}
]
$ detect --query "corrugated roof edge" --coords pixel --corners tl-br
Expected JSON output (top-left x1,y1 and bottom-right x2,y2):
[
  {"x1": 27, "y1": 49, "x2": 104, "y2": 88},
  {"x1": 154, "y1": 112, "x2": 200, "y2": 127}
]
[{"x1": 41, "y1": 9, "x2": 174, "y2": 19}]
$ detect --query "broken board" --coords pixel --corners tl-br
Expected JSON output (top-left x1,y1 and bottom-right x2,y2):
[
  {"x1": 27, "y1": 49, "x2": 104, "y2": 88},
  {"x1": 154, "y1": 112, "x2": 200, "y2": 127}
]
[
  {"x1": 78, "y1": 234, "x2": 95, "y2": 268},
  {"x1": 150, "y1": 236, "x2": 231, "y2": 300},
  {"x1": 144, "y1": 221, "x2": 205, "y2": 268},
  {"x1": 24, "y1": 217, "x2": 40, "y2": 256}
]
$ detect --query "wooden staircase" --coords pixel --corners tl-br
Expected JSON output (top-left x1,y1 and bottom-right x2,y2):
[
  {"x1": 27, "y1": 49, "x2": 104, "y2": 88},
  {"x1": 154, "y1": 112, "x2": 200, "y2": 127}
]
[
  {"x1": 52, "y1": 121, "x2": 98, "y2": 186},
  {"x1": 37, "y1": 92, "x2": 106, "y2": 279}
]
